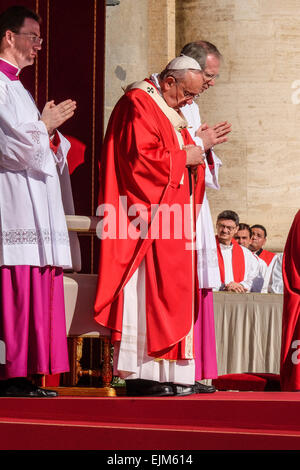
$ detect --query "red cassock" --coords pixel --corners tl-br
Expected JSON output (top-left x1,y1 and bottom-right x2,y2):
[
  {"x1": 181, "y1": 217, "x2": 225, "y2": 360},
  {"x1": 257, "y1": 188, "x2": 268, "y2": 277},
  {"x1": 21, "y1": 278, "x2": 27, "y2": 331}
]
[
  {"x1": 280, "y1": 210, "x2": 300, "y2": 391},
  {"x1": 94, "y1": 85, "x2": 205, "y2": 361}
]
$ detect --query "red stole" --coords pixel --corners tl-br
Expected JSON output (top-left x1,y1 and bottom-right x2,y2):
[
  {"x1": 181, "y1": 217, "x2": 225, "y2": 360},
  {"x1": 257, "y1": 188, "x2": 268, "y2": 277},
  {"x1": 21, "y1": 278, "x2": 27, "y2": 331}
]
[
  {"x1": 258, "y1": 249, "x2": 276, "y2": 266},
  {"x1": 49, "y1": 132, "x2": 61, "y2": 154},
  {"x1": 215, "y1": 236, "x2": 245, "y2": 283}
]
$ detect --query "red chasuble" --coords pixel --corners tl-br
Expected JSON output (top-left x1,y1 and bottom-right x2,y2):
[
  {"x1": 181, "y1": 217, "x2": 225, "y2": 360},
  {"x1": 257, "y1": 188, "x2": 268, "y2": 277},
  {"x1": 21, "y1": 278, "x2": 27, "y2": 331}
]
[
  {"x1": 257, "y1": 249, "x2": 276, "y2": 266},
  {"x1": 280, "y1": 210, "x2": 300, "y2": 391},
  {"x1": 215, "y1": 236, "x2": 245, "y2": 284},
  {"x1": 94, "y1": 85, "x2": 205, "y2": 360}
]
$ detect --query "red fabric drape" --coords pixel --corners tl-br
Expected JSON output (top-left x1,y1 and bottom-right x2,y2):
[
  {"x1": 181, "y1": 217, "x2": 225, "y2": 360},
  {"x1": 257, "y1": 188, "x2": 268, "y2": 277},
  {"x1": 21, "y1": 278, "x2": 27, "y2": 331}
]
[
  {"x1": 64, "y1": 136, "x2": 86, "y2": 175},
  {"x1": 280, "y1": 210, "x2": 300, "y2": 391}
]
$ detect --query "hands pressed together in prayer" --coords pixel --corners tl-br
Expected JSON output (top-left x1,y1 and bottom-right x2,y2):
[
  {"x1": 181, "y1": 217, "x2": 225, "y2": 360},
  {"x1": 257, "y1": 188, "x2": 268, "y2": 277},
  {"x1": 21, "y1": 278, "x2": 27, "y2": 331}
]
[
  {"x1": 41, "y1": 99, "x2": 77, "y2": 136},
  {"x1": 196, "y1": 121, "x2": 231, "y2": 152},
  {"x1": 184, "y1": 120, "x2": 231, "y2": 168}
]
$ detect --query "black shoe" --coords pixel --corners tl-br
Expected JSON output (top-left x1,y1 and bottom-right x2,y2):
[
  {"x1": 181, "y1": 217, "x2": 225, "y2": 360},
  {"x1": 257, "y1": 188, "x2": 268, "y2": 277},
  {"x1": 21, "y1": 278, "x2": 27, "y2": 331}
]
[
  {"x1": 170, "y1": 383, "x2": 195, "y2": 396},
  {"x1": 22, "y1": 386, "x2": 58, "y2": 397},
  {"x1": 0, "y1": 378, "x2": 58, "y2": 397},
  {"x1": 125, "y1": 379, "x2": 174, "y2": 397},
  {"x1": 193, "y1": 382, "x2": 216, "y2": 393}
]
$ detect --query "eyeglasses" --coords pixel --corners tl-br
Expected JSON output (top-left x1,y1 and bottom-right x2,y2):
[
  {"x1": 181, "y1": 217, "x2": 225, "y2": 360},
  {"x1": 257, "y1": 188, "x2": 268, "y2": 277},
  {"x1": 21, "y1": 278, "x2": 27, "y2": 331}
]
[
  {"x1": 174, "y1": 78, "x2": 201, "y2": 100},
  {"x1": 217, "y1": 223, "x2": 237, "y2": 232},
  {"x1": 13, "y1": 32, "x2": 43, "y2": 45},
  {"x1": 202, "y1": 70, "x2": 219, "y2": 83},
  {"x1": 182, "y1": 87, "x2": 201, "y2": 99}
]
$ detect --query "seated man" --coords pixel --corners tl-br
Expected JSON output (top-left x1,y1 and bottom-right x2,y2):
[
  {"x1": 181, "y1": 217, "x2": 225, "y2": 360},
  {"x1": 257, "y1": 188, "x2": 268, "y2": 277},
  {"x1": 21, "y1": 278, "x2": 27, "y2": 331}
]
[
  {"x1": 234, "y1": 223, "x2": 266, "y2": 291},
  {"x1": 249, "y1": 224, "x2": 279, "y2": 292},
  {"x1": 234, "y1": 223, "x2": 252, "y2": 248},
  {"x1": 249, "y1": 224, "x2": 277, "y2": 266},
  {"x1": 214, "y1": 211, "x2": 260, "y2": 292}
]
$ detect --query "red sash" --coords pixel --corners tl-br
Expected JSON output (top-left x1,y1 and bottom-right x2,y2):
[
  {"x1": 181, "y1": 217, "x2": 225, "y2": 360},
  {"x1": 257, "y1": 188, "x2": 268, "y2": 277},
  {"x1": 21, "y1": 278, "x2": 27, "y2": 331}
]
[
  {"x1": 216, "y1": 236, "x2": 245, "y2": 283},
  {"x1": 258, "y1": 249, "x2": 276, "y2": 266}
]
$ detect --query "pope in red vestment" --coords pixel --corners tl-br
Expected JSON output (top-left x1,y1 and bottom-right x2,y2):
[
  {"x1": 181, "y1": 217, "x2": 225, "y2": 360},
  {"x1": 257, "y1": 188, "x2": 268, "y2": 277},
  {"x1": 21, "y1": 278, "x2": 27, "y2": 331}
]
[
  {"x1": 280, "y1": 210, "x2": 300, "y2": 391},
  {"x1": 94, "y1": 57, "x2": 207, "y2": 395}
]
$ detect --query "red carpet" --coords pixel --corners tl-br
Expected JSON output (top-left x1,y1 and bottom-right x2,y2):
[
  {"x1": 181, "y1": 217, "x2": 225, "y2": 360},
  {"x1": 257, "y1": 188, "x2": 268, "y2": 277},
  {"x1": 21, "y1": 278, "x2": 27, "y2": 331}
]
[{"x1": 0, "y1": 391, "x2": 300, "y2": 450}]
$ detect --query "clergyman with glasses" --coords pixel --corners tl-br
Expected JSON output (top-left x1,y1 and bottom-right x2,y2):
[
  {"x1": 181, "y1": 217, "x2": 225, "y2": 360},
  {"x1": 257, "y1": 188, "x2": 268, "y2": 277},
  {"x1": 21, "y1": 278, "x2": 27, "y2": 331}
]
[
  {"x1": 176, "y1": 41, "x2": 231, "y2": 387},
  {"x1": 215, "y1": 210, "x2": 260, "y2": 292},
  {"x1": 95, "y1": 55, "x2": 214, "y2": 397},
  {"x1": 0, "y1": 5, "x2": 76, "y2": 397}
]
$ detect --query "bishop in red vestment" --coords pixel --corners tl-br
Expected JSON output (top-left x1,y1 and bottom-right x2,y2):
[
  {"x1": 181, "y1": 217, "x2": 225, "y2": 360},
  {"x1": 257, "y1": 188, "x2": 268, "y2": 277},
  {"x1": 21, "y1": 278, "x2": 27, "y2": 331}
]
[
  {"x1": 94, "y1": 56, "x2": 207, "y2": 396},
  {"x1": 280, "y1": 210, "x2": 300, "y2": 391}
]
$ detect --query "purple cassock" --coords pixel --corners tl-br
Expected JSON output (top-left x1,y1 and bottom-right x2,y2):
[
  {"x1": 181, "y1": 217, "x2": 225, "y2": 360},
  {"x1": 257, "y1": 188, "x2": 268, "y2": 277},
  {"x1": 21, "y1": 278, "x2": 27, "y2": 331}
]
[
  {"x1": 0, "y1": 59, "x2": 70, "y2": 379},
  {"x1": 0, "y1": 266, "x2": 69, "y2": 379},
  {"x1": 194, "y1": 288, "x2": 218, "y2": 381}
]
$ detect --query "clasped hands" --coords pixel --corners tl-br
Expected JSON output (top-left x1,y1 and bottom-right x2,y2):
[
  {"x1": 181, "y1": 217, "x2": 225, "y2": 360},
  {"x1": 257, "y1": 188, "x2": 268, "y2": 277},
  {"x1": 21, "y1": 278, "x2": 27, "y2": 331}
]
[
  {"x1": 41, "y1": 99, "x2": 77, "y2": 136},
  {"x1": 224, "y1": 282, "x2": 247, "y2": 293}
]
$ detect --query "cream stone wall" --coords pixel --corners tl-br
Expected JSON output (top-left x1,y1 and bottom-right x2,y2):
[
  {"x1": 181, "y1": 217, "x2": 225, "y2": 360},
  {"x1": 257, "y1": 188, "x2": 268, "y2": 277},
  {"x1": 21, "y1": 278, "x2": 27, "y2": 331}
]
[
  {"x1": 104, "y1": 0, "x2": 149, "y2": 130},
  {"x1": 104, "y1": 0, "x2": 176, "y2": 130},
  {"x1": 147, "y1": 0, "x2": 176, "y2": 72},
  {"x1": 176, "y1": 0, "x2": 300, "y2": 251}
]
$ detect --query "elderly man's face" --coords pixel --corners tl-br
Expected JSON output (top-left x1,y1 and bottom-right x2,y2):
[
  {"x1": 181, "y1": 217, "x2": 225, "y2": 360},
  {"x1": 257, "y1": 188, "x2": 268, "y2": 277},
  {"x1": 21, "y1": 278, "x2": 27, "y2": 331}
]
[
  {"x1": 234, "y1": 229, "x2": 251, "y2": 248},
  {"x1": 162, "y1": 70, "x2": 205, "y2": 111},
  {"x1": 202, "y1": 54, "x2": 220, "y2": 91},
  {"x1": 249, "y1": 228, "x2": 266, "y2": 252},
  {"x1": 216, "y1": 218, "x2": 238, "y2": 245}
]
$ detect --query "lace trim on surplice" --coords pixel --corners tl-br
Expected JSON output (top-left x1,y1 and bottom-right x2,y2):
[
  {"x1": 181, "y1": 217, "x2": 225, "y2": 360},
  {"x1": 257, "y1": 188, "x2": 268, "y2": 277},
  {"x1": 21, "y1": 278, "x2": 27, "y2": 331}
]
[{"x1": 0, "y1": 228, "x2": 69, "y2": 245}]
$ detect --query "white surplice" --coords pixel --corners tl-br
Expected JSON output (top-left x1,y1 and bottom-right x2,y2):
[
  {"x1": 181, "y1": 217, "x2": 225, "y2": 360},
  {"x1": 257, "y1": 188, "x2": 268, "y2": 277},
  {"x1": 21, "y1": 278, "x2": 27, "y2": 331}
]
[
  {"x1": 262, "y1": 253, "x2": 283, "y2": 294},
  {"x1": 215, "y1": 243, "x2": 260, "y2": 292},
  {"x1": 181, "y1": 101, "x2": 222, "y2": 289},
  {"x1": 0, "y1": 69, "x2": 72, "y2": 268},
  {"x1": 268, "y1": 253, "x2": 283, "y2": 294},
  {"x1": 252, "y1": 254, "x2": 268, "y2": 292}
]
